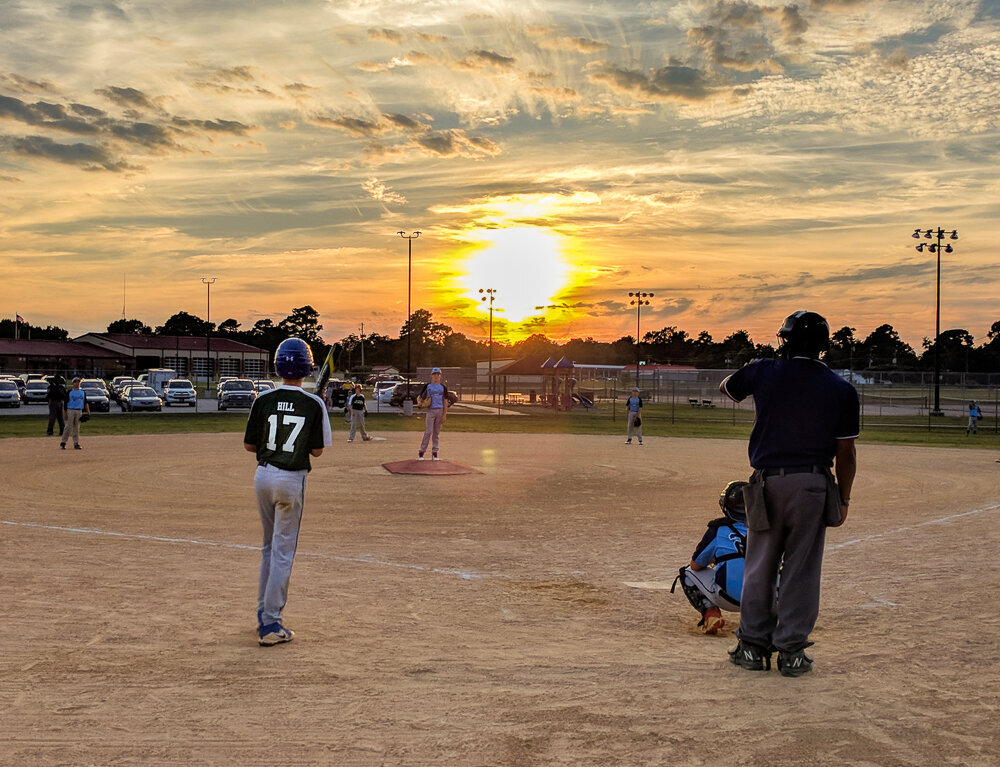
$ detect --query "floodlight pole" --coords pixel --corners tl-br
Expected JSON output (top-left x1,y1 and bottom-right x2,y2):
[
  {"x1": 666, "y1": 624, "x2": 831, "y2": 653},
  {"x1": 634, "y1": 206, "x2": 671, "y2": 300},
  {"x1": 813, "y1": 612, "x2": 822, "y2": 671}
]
[
  {"x1": 479, "y1": 288, "x2": 497, "y2": 404},
  {"x1": 629, "y1": 291, "x2": 654, "y2": 387},
  {"x1": 912, "y1": 227, "x2": 958, "y2": 416},
  {"x1": 201, "y1": 277, "x2": 217, "y2": 385},
  {"x1": 398, "y1": 231, "x2": 421, "y2": 391}
]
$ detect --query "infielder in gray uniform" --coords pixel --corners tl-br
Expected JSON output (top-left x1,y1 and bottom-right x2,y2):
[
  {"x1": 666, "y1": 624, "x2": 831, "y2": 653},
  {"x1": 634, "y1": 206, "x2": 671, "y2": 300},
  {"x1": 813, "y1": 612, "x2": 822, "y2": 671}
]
[{"x1": 244, "y1": 338, "x2": 332, "y2": 646}]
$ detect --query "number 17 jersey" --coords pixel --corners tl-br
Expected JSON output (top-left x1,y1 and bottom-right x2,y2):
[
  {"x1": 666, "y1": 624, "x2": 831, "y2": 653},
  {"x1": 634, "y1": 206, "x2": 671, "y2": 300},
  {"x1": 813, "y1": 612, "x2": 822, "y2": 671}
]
[{"x1": 244, "y1": 385, "x2": 332, "y2": 471}]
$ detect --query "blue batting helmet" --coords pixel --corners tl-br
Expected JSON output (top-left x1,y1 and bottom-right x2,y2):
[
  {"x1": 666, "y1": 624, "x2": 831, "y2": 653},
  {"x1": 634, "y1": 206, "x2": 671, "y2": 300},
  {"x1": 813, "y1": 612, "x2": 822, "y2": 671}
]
[{"x1": 274, "y1": 337, "x2": 314, "y2": 379}]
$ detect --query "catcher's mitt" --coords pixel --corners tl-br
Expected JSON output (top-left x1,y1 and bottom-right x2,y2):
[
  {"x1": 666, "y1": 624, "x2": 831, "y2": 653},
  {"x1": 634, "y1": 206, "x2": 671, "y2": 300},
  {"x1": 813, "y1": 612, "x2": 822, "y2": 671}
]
[
  {"x1": 80, "y1": 413, "x2": 91, "y2": 423},
  {"x1": 633, "y1": 415, "x2": 641, "y2": 427}
]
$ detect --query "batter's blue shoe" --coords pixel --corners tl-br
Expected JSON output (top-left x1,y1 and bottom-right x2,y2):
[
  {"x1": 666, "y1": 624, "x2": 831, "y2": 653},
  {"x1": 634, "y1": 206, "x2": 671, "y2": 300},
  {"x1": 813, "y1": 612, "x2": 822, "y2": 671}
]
[{"x1": 258, "y1": 622, "x2": 294, "y2": 646}]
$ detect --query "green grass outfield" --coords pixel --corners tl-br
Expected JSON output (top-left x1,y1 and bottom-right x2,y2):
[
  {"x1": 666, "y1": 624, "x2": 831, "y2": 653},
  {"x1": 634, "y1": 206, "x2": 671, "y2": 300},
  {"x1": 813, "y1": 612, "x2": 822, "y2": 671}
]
[{"x1": 2, "y1": 403, "x2": 997, "y2": 449}]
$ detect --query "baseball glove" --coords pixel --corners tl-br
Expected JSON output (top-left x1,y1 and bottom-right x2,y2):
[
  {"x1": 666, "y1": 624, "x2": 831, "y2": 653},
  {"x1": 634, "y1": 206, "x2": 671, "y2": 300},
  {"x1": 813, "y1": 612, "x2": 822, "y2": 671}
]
[
  {"x1": 80, "y1": 413, "x2": 91, "y2": 423},
  {"x1": 633, "y1": 415, "x2": 641, "y2": 427}
]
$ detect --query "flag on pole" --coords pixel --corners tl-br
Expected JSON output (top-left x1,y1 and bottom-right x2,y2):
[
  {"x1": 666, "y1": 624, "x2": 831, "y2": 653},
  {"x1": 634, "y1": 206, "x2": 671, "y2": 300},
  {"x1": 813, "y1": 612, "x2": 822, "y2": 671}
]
[{"x1": 16, "y1": 314, "x2": 24, "y2": 323}]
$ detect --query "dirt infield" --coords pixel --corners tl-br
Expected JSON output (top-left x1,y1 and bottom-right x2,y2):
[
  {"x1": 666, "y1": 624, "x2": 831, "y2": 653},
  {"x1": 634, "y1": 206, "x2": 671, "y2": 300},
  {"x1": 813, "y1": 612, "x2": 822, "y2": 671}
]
[{"x1": 3, "y1": 432, "x2": 999, "y2": 766}]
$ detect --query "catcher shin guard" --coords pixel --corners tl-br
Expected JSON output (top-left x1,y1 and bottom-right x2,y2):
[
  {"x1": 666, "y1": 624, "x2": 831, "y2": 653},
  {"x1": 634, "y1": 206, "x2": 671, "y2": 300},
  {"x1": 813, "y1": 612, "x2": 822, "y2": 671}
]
[{"x1": 671, "y1": 566, "x2": 713, "y2": 614}]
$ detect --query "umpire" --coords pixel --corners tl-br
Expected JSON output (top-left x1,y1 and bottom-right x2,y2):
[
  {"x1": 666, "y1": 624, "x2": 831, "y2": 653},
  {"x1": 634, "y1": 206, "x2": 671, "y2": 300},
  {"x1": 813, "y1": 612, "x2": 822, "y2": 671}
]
[{"x1": 720, "y1": 311, "x2": 859, "y2": 677}]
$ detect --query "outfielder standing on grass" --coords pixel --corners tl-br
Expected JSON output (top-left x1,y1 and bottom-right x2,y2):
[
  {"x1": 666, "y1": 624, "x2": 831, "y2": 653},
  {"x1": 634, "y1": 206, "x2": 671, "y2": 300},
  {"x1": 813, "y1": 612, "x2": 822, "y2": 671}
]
[
  {"x1": 720, "y1": 311, "x2": 859, "y2": 677},
  {"x1": 243, "y1": 338, "x2": 331, "y2": 647}
]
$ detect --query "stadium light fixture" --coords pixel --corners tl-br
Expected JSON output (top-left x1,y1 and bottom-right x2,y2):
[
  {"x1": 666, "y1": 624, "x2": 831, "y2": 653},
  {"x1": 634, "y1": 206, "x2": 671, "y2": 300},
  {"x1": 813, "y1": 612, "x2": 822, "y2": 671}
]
[
  {"x1": 480, "y1": 288, "x2": 497, "y2": 404},
  {"x1": 398, "y1": 231, "x2": 421, "y2": 392},
  {"x1": 910, "y1": 226, "x2": 958, "y2": 417},
  {"x1": 629, "y1": 291, "x2": 654, "y2": 387}
]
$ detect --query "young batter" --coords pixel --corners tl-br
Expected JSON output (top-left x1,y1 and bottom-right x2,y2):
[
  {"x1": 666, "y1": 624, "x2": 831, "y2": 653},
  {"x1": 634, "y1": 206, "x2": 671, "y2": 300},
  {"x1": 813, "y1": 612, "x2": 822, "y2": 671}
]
[{"x1": 243, "y1": 338, "x2": 332, "y2": 646}]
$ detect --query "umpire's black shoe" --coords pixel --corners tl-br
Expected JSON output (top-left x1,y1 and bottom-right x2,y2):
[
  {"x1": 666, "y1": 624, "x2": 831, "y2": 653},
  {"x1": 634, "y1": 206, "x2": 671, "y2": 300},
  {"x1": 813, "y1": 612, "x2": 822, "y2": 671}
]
[
  {"x1": 777, "y1": 646, "x2": 813, "y2": 677},
  {"x1": 729, "y1": 640, "x2": 771, "y2": 671}
]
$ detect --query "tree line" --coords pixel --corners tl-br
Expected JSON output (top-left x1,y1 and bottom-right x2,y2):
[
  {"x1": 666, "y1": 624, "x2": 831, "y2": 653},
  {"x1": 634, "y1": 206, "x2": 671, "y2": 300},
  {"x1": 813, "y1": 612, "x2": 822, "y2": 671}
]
[{"x1": 3, "y1": 313, "x2": 1000, "y2": 373}]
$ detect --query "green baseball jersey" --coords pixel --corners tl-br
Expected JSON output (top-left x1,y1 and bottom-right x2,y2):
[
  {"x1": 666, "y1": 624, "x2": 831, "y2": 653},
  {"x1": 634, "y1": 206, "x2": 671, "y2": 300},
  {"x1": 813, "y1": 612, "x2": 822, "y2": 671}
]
[{"x1": 244, "y1": 385, "x2": 332, "y2": 471}]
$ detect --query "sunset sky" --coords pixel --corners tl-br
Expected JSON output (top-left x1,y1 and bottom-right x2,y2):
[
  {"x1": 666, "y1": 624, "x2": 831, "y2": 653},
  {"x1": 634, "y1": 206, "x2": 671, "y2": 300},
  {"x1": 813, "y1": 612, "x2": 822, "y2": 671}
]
[{"x1": 2, "y1": 0, "x2": 998, "y2": 349}]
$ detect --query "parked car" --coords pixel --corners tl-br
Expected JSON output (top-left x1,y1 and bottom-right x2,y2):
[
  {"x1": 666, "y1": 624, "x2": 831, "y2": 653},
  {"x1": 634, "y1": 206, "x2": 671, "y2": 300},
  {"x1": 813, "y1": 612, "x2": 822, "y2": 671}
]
[
  {"x1": 111, "y1": 376, "x2": 138, "y2": 402},
  {"x1": 218, "y1": 379, "x2": 257, "y2": 410},
  {"x1": 254, "y1": 379, "x2": 276, "y2": 394},
  {"x1": 163, "y1": 378, "x2": 197, "y2": 407},
  {"x1": 80, "y1": 379, "x2": 111, "y2": 412},
  {"x1": 120, "y1": 385, "x2": 162, "y2": 412},
  {"x1": 373, "y1": 380, "x2": 397, "y2": 403},
  {"x1": 0, "y1": 379, "x2": 21, "y2": 407},
  {"x1": 216, "y1": 376, "x2": 238, "y2": 395},
  {"x1": 23, "y1": 379, "x2": 50, "y2": 404}
]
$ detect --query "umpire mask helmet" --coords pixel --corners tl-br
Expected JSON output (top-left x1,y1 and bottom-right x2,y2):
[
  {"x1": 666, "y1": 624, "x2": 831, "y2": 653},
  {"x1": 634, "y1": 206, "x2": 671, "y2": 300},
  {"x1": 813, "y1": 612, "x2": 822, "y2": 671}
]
[
  {"x1": 274, "y1": 337, "x2": 314, "y2": 380},
  {"x1": 719, "y1": 480, "x2": 748, "y2": 524},
  {"x1": 777, "y1": 310, "x2": 830, "y2": 359}
]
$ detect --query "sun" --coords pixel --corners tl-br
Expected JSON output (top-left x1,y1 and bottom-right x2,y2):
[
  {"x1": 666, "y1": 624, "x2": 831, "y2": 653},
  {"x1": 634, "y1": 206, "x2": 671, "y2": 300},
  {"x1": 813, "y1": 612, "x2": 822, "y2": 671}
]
[{"x1": 457, "y1": 227, "x2": 570, "y2": 324}]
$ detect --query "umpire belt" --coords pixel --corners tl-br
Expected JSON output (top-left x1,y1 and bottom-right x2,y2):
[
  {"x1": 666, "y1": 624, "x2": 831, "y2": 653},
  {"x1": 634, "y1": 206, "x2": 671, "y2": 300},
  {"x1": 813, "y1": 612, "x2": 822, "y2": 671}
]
[{"x1": 757, "y1": 464, "x2": 825, "y2": 478}]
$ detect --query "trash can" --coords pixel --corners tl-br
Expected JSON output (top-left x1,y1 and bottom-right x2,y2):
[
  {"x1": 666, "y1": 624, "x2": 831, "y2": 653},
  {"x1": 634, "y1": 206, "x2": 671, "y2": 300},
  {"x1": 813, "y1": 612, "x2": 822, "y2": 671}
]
[
  {"x1": 403, "y1": 398, "x2": 414, "y2": 416},
  {"x1": 529, "y1": 390, "x2": 536, "y2": 403}
]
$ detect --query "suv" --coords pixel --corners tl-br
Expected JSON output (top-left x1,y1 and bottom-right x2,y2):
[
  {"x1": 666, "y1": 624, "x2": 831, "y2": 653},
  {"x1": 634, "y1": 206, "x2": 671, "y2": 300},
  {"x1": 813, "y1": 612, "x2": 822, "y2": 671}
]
[
  {"x1": 163, "y1": 379, "x2": 197, "y2": 407},
  {"x1": 218, "y1": 379, "x2": 257, "y2": 410}
]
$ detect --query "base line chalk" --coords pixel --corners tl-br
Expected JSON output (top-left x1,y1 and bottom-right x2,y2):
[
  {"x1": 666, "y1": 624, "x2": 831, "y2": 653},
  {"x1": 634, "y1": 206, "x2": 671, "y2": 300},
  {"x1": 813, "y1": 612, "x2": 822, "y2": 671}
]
[{"x1": 826, "y1": 502, "x2": 1000, "y2": 552}]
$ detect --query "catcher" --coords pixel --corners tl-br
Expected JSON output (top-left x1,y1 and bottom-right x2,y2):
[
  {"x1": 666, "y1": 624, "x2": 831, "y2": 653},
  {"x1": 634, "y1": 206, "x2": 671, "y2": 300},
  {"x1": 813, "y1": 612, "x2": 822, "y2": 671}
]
[{"x1": 671, "y1": 481, "x2": 748, "y2": 634}]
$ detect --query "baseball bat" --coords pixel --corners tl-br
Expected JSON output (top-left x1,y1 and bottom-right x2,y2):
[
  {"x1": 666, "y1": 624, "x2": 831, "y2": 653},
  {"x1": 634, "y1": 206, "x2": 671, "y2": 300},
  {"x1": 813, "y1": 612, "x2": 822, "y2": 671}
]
[{"x1": 314, "y1": 345, "x2": 335, "y2": 395}]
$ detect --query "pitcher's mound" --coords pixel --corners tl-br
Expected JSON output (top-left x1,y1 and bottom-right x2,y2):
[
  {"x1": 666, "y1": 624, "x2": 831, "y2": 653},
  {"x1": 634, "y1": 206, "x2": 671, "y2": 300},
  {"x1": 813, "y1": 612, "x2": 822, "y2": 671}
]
[{"x1": 382, "y1": 459, "x2": 481, "y2": 476}]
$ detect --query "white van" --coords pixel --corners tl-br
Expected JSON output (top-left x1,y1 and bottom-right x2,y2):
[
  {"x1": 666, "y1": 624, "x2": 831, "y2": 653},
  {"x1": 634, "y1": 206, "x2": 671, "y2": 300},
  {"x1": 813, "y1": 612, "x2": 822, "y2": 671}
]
[{"x1": 145, "y1": 368, "x2": 178, "y2": 395}]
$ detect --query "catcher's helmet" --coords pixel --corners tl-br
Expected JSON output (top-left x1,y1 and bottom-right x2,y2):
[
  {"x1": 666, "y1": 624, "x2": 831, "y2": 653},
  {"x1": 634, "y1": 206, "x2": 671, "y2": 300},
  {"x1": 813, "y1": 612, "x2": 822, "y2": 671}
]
[
  {"x1": 274, "y1": 337, "x2": 314, "y2": 380},
  {"x1": 719, "y1": 480, "x2": 748, "y2": 524},
  {"x1": 777, "y1": 310, "x2": 830, "y2": 358}
]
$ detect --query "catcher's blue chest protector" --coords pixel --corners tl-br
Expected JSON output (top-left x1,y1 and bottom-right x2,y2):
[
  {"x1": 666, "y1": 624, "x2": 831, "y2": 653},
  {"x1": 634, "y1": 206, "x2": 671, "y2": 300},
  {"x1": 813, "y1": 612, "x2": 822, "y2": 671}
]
[{"x1": 692, "y1": 519, "x2": 747, "y2": 605}]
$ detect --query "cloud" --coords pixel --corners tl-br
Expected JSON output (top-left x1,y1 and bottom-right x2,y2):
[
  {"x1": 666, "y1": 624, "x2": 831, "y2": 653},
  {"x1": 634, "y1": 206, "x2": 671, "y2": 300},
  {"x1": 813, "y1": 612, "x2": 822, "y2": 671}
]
[
  {"x1": 367, "y1": 27, "x2": 405, "y2": 44},
  {"x1": 363, "y1": 177, "x2": 406, "y2": 204},
  {"x1": 312, "y1": 114, "x2": 385, "y2": 136},
  {"x1": 355, "y1": 53, "x2": 433, "y2": 73},
  {"x1": 456, "y1": 49, "x2": 516, "y2": 70},
  {"x1": 0, "y1": 72, "x2": 57, "y2": 95},
  {"x1": 0, "y1": 95, "x2": 99, "y2": 134},
  {"x1": 170, "y1": 117, "x2": 252, "y2": 135},
  {"x1": 536, "y1": 35, "x2": 608, "y2": 53},
  {"x1": 688, "y1": 25, "x2": 783, "y2": 73},
  {"x1": 770, "y1": 4, "x2": 810, "y2": 45},
  {"x1": 382, "y1": 112, "x2": 427, "y2": 132},
  {"x1": 809, "y1": 0, "x2": 865, "y2": 10},
  {"x1": 2, "y1": 134, "x2": 138, "y2": 171},
  {"x1": 588, "y1": 62, "x2": 713, "y2": 102},
  {"x1": 95, "y1": 85, "x2": 160, "y2": 111}
]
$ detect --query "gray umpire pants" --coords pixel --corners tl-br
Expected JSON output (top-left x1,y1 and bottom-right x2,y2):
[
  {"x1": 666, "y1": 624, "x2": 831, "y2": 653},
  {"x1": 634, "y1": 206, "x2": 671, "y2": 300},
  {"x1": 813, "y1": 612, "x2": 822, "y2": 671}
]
[
  {"x1": 349, "y1": 409, "x2": 368, "y2": 440},
  {"x1": 255, "y1": 463, "x2": 307, "y2": 627},
  {"x1": 419, "y1": 408, "x2": 444, "y2": 454},
  {"x1": 736, "y1": 471, "x2": 827, "y2": 652}
]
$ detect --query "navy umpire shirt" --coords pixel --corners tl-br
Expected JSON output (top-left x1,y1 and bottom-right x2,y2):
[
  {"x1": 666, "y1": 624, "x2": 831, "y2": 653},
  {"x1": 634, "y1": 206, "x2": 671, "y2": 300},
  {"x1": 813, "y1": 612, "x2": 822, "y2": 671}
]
[{"x1": 723, "y1": 358, "x2": 860, "y2": 470}]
